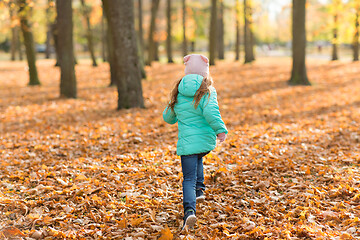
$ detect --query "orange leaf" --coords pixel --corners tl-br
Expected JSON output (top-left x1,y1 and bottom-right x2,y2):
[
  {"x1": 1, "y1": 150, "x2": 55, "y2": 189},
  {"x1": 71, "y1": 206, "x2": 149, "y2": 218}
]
[
  {"x1": 75, "y1": 174, "x2": 87, "y2": 181},
  {"x1": 42, "y1": 215, "x2": 52, "y2": 224},
  {"x1": 131, "y1": 217, "x2": 145, "y2": 227},
  {"x1": 118, "y1": 218, "x2": 126, "y2": 229},
  {"x1": 92, "y1": 195, "x2": 101, "y2": 202},
  {"x1": 158, "y1": 226, "x2": 173, "y2": 240},
  {"x1": 340, "y1": 233, "x2": 353, "y2": 240},
  {"x1": 0, "y1": 227, "x2": 25, "y2": 238},
  {"x1": 217, "y1": 167, "x2": 228, "y2": 173}
]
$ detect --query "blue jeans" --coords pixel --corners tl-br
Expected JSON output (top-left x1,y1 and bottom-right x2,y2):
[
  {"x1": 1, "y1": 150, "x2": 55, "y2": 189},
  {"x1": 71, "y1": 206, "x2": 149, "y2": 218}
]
[{"x1": 181, "y1": 152, "x2": 208, "y2": 214}]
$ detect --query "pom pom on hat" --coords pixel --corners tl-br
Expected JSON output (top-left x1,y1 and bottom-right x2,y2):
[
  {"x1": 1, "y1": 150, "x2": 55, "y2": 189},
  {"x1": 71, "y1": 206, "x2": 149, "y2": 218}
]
[{"x1": 184, "y1": 54, "x2": 209, "y2": 77}]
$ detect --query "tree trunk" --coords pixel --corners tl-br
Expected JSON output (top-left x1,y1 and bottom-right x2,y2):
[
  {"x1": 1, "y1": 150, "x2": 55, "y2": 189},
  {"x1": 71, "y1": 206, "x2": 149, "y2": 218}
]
[
  {"x1": 154, "y1": 41, "x2": 159, "y2": 61},
  {"x1": 18, "y1": 0, "x2": 40, "y2": 86},
  {"x1": 45, "y1": 27, "x2": 52, "y2": 59},
  {"x1": 331, "y1": 13, "x2": 339, "y2": 61},
  {"x1": 353, "y1": 11, "x2": 359, "y2": 61},
  {"x1": 101, "y1": 9, "x2": 107, "y2": 62},
  {"x1": 209, "y1": 0, "x2": 217, "y2": 65},
  {"x1": 81, "y1": 0, "x2": 98, "y2": 66},
  {"x1": 138, "y1": 0, "x2": 144, "y2": 61},
  {"x1": 102, "y1": 0, "x2": 117, "y2": 86},
  {"x1": 289, "y1": 0, "x2": 310, "y2": 86},
  {"x1": 182, "y1": 0, "x2": 187, "y2": 56},
  {"x1": 250, "y1": 22, "x2": 255, "y2": 61},
  {"x1": 11, "y1": 27, "x2": 18, "y2": 61},
  {"x1": 107, "y1": 21, "x2": 117, "y2": 85},
  {"x1": 56, "y1": 0, "x2": 77, "y2": 98},
  {"x1": 244, "y1": 0, "x2": 254, "y2": 63},
  {"x1": 190, "y1": 41, "x2": 195, "y2": 52},
  {"x1": 17, "y1": 27, "x2": 23, "y2": 60},
  {"x1": 51, "y1": 22, "x2": 60, "y2": 66},
  {"x1": 235, "y1": 0, "x2": 240, "y2": 61},
  {"x1": 136, "y1": 35, "x2": 147, "y2": 79},
  {"x1": 217, "y1": 0, "x2": 224, "y2": 60},
  {"x1": 136, "y1": 0, "x2": 146, "y2": 78},
  {"x1": 166, "y1": 0, "x2": 173, "y2": 63},
  {"x1": 106, "y1": 0, "x2": 144, "y2": 109},
  {"x1": 9, "y1": 2, "x2": 17, "y2": 61},
  {"x1": 45, "y1": 0, "x2": 52, "y2": 59},
  {"x1": 147, "y1": 0, "x2": 160, "y2": 65}
]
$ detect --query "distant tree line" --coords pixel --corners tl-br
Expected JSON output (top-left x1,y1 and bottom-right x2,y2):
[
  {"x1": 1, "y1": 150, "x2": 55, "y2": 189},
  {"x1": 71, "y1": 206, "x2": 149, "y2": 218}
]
[{"x1": 1, "y1": 0, "x2": 360, "y2": 108}]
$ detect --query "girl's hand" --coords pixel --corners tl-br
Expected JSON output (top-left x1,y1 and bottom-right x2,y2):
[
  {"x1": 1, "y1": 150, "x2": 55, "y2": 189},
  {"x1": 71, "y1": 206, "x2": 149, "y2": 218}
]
[{"x1": 217, "y1": 132, "x2": 226, "y2": 142}]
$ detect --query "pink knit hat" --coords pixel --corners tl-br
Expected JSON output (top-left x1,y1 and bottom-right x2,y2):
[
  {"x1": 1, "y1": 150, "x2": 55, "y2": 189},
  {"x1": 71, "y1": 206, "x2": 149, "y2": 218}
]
[{"x1": 184, "y1": 54, "x2": 209, "y2": 77}]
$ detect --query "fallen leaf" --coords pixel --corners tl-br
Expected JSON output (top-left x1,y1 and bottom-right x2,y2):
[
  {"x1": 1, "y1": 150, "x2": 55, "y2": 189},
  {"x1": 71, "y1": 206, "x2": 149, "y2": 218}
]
[
  {"x1": 158, "y1": 226, "x2": 173, "y2": 240},
  {"x1": 0, "y1": 227, "x2": 26, "y2": 238}
]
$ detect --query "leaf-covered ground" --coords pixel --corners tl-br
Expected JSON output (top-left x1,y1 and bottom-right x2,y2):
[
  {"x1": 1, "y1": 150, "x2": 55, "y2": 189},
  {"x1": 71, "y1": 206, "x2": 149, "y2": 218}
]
[{"x1": 0, "y1": 58, "x2": 360, "y2": 239}]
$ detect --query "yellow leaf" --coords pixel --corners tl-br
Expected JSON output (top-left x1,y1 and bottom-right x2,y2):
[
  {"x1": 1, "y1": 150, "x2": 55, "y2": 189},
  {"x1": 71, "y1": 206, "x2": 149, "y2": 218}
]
[
  {"x1": 218, "y1": 167, "x2": 228, "y2": 173},
  {"x1": 28, "y1": 213, "x2": 40, "y2": 220},
  {"x1": 352, "y1": 193, "x2": 360, "y2": 202},
  {"x1": 158, "y1": 226, "x2": 173, "y2": 240},
  {"x1": 92, "y1": 195, "x2": 101, "y2": 202},
  {"x1": 299, "y1": 210, "x2": 307, "y2": 220}
]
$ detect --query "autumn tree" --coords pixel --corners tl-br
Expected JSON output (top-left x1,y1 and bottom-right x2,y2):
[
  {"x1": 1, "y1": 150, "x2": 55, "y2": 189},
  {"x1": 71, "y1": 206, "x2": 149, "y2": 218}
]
[
  {"x1": 182, "y1": 0, "x2": 187, "y2": 56},
  {"x1": 138, "y1": 0, "x2": 144, "y2": 56},
  {"x1": 18, "y1": 31, "x2": 23, "y2": 60},
  {"x1": 45, "y1": 0, "x2": 54, "y2": 59},
  {"x1": 289, "y1": 0, "x2": 310, "y2": 86},
  {"x1": 17, "y1": 0, "x2": 40, "y2": 85},
  {"x1": 353, "y1": 0, "x2": 360, "y2": 61},
  {"x1": 51, "y1": 21, "x2": 60, "y2": 66},
  {"x1": 8, "y1": 1, "x2": 18, "y2": 61},
  {"x1": 209, "y1": 0, "x2": 217, "y2": 65},
  {"x1": 80, "y1": 0, "x2": 98, "y2": 67},
  {"x1": 147, "y1": 0, "x2": 160, "y2": 65},
  {"x1": 244, "y1": 0, "x2": 255, "y2": 63},
  {"x1": 166, "y1": 0, "x2": 173, "y2": 63},
  {"x1": 137, "y1": 0, "x2": 146, "y2": 68},
  {"x1": 104, "y1": 0, "x2": 144, "y2": 109},
  {"x1": 101, "y1": 7, "x2": 107, "y2": 62},
  {"x1": 331, "y1": 0, "x2": 341, "y2": 61},
  {"x1": 217, "y1": 0, "x2": 224, "y2": 60},
  {"x1": 235, "y1": 0, "x2": 241, "y2": 61},
  {"x1": 136, "y1": 0, "x2": 146, "y2": 78},
  {"x1": 7, "y1": 0, "x2": 23, "y2": 61},
  {"x1": 56, "y1": 0, "x2": 77, "y2": 98},
  {"x1": 102, "y1": 0, "x2": 117, "y2": 86},
  {"x1": 134, "y1": 0, "x2": 146, "y2": 78}
]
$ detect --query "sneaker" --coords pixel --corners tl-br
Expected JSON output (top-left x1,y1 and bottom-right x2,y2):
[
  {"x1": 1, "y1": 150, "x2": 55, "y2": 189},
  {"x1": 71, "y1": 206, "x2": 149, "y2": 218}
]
[
  {"x1": 196, "y1": 189, "x2": 205, "y2": 202},
  {"x1": 182, "y1": 210, "x2": 196, "y2": 230}
]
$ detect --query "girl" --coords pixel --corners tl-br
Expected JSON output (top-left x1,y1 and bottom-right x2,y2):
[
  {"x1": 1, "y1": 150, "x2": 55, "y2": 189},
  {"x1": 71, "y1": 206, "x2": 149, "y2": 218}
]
[{"x1": 163, "y1": 54, "x2": 228, "y2": 230}]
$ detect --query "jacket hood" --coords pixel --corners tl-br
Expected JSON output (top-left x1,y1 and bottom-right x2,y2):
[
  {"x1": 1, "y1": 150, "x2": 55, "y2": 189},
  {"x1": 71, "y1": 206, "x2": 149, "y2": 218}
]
[{"x1": 178, "y1": 74, "x2": 203, "y2": 97}]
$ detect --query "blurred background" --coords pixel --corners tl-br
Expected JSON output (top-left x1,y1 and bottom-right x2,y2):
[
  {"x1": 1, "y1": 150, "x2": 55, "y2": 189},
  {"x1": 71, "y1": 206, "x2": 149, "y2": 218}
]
[{"x1": 0, "y1": 0, "x2": 358, "y2": 63}]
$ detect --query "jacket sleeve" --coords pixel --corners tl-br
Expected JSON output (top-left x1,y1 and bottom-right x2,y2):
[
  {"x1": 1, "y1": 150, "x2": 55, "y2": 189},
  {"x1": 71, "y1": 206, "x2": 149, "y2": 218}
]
[
  {"x1": 163, "y1": 106, "x2": 178, "y2": 124},
  {"x1": 201, "y1": 88, "x2": 228, "y2": 135}
]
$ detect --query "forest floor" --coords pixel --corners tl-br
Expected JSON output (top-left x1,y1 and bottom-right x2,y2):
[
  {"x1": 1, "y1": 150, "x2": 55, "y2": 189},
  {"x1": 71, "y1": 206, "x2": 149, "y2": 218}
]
[{"x1": 0, "y1": 58, "x2": 360, "y2": 239}]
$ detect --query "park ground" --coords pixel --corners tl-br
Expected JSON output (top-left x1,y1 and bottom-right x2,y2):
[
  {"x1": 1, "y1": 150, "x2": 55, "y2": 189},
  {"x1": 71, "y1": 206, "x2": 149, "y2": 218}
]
[{"x1": 0, "y1": 57, "x2": 360, "y2": 239}]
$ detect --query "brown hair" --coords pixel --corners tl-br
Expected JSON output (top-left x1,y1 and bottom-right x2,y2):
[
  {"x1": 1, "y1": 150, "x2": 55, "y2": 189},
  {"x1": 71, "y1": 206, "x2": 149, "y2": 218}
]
[{"x1": 167, "y1": 76, "x2": 213, "y2": 112}]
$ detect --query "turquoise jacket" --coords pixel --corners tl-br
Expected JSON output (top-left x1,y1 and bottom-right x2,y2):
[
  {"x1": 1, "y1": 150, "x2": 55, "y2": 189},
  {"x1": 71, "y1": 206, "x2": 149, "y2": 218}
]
[{"x1": 163, "y1": 74, "x2": 228, "y2": 156}]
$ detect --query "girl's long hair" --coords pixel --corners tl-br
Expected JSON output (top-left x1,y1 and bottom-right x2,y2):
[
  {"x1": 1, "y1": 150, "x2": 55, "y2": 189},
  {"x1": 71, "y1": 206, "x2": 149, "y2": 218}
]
[{"x1": 168, "y1": 76, "x2": 213, "y2": 112}]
